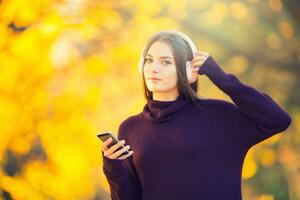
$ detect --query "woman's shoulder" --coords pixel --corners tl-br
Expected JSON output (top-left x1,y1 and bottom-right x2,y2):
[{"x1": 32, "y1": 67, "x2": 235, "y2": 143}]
[
  {"x1": 119, "y1": 113, "x2": 142, "y2": 131},
  {"x1": 197, "y1": 97, "x2": 238, "y2": 113},
  {"x1": 117, "y1": 113, "x2": 142, "y2": 140}
]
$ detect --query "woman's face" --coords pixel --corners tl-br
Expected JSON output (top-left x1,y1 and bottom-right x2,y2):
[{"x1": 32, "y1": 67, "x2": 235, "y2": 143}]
[{"x1": 143, "y1": 41, "x2": 178, "y2": 96}]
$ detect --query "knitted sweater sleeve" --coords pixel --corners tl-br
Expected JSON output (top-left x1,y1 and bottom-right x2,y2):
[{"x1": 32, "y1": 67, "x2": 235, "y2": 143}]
[
  {"x1": 198, "y1": 55, "x2": 292, "y2": 149},
  {"x1": 102, "y1": 119, "x2": 142, "y2": 200}
]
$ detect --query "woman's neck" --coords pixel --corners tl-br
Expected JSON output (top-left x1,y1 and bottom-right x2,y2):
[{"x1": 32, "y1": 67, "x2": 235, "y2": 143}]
[{"x1": 152, "y1": 90, "x2": 179, "y2": 102}]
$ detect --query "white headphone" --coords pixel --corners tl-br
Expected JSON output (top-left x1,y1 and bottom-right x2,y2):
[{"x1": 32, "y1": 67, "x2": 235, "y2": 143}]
[{"x1": 138, "y1": 30, "x2": 198, "y2": 83}]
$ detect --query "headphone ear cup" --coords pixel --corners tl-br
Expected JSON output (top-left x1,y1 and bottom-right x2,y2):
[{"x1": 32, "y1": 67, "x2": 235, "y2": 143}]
[{"x1": 186, "y1": 61, "x2": 192, "y2": 83}]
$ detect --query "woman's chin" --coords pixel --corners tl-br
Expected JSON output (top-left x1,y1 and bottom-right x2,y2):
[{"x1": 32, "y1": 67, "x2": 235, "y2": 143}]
[{"x1": 146, "y1": 85, "x2": 161, "y2": 91}]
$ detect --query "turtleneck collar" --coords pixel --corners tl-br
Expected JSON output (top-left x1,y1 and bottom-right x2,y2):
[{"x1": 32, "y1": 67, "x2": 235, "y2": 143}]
[{"x1": 142, "y1": 93, "x2": 193, "y2": 122}]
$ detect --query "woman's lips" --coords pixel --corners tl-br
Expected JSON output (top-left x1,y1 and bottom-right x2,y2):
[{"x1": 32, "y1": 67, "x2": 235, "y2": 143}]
[{"x1": 148, "y1": 77, "x2": 161, "y2": 81}]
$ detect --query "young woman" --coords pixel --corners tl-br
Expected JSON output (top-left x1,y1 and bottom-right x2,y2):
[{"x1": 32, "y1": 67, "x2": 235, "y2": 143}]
[{"x1": 101, "y1": 30, "x2": 292, "y2": 200}]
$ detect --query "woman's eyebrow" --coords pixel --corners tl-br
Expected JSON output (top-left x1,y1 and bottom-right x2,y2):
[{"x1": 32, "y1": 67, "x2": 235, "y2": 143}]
[{"x1": 146, "y1": 54, "x2": 173, "y2": 59}]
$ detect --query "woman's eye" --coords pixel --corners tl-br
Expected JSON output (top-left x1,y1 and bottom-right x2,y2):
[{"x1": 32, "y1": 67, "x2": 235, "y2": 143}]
[
  {"x1": 145, "y1": 58, "x2": 152, "y2": 63},
  {"x1": 162, "y1": 61, "x2": 171, "y2": 65},
  {"x1": 144, "y1": 59, "x2": 171, "y2": 65}
]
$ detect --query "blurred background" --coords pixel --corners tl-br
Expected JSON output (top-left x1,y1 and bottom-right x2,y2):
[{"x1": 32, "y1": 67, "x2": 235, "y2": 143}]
[{"x1": 0, "y1": 0, "x2": 299, "y2": 199}]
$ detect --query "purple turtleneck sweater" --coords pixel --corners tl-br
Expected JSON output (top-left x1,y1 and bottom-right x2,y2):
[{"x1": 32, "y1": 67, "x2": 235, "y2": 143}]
[{"x1": 101, "y1": 56, "x2": 292, "y2": 200}]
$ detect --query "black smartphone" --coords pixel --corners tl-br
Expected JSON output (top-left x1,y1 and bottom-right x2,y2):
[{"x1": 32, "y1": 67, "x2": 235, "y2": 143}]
[{"x1": 97, "y1": 132, "x2": 130, "y2": 157}]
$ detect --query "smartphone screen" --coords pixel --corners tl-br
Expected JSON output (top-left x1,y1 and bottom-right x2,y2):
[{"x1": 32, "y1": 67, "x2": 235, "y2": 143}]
[{"x1": 97, "y1": 132, "x2": 130, "y2": 157}]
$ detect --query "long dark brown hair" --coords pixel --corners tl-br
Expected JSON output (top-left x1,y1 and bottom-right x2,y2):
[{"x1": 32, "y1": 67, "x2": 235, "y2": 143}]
[{"x1": 140, "y1": 30, "x2": 206, "y2": 108}]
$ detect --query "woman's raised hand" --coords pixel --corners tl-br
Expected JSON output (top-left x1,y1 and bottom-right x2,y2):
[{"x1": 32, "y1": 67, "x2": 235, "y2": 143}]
[
  {"x1": 102, "y1": 138, "x2": 134, "y2": 160},
  {"x1": 188, "y1": 51, "x2": 210, "y2": 84}
]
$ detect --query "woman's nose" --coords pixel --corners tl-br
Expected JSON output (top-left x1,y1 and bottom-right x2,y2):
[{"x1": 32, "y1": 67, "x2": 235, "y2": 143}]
[{"x1": 149, "y1": 61, "x2": 161, "y2": 72}]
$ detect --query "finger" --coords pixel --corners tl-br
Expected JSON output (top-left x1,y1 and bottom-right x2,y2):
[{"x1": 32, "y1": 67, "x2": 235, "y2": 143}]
[
  {"x1": 191, "y1": 66, "x2": 200, "y2": 71},
  {"x1": 191, "y1": 62, "x2": 202, "y2": 67},
  {"x1": 110, "y1": 145, "x2": 131, "y2": 159},
  {"x1": 108, "y1": 140, "x2": 126, "y2": 155},
  {"x1": 191, "y1": 58, "x2": 206, "y2": 66},
  {"x1": 117, "y1": 151, "x2": 134, "y2": 160},
  {"x1": 103, "y1": 140, "x2": 125, "y2": 157},
  {"x1": 191, "y1": 61, "x2": 204, "y2": 67},
  {"x1": 191, "y1": 56, "x2": 206, "y2": 64},
  {"x1": 102, "y1": 138, "x2": 112, "y2": 151}
]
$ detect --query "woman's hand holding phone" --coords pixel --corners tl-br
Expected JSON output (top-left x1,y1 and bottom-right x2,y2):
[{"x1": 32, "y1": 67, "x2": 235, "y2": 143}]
[{"x1": 102, "y1": 138, "x2": 134, "y2": 160}]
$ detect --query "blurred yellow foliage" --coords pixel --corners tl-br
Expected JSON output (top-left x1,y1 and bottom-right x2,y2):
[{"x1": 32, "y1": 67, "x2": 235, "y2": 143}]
[{"x1": 0, "y1": 0, "x2": 297, "y2": 199}]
